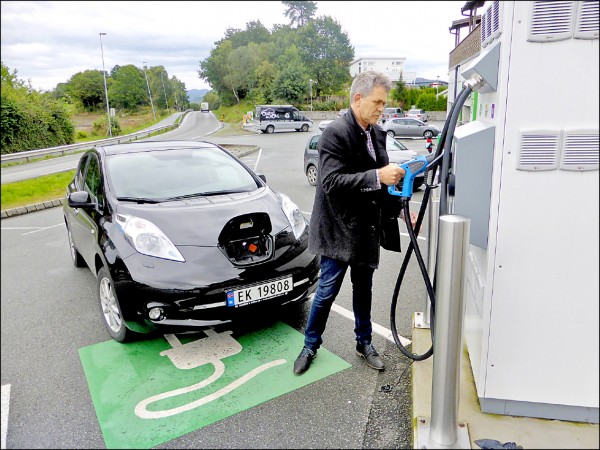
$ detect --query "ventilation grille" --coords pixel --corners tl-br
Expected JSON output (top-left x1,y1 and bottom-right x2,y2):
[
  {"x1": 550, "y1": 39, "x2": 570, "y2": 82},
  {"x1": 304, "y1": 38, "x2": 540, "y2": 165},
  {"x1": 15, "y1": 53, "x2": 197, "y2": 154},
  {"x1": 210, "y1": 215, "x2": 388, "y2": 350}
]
[
  {"x1": 528, "y1": 1, "x2": 576, "y2": 42},
  {"x1": 560, "y1": 130, "x2": 599, "y2": 171},
  {"x1": 574, "y1": 1, "x2": 600, "y2": 39},
  {"x1": 481, "y1": 1, "x2": 502, "y2": 47},
  {"x1": 517, "y1": 131, "x2": 561, "y2": 171}
]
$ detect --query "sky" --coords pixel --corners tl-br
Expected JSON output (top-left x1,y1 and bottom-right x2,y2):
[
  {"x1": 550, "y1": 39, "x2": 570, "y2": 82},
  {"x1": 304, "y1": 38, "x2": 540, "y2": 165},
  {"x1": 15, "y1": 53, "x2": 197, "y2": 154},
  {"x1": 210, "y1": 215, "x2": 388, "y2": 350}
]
[{"x1": 1, "y1": 1, "x2": 467, "y2": 92}]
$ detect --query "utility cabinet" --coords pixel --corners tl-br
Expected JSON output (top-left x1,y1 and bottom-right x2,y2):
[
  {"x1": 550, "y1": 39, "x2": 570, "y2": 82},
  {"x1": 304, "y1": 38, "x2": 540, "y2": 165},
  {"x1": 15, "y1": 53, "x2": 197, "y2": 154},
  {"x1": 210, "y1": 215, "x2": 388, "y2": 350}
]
[{"x1": 451, "y1": 0, "x2": 599, "y2": 423}]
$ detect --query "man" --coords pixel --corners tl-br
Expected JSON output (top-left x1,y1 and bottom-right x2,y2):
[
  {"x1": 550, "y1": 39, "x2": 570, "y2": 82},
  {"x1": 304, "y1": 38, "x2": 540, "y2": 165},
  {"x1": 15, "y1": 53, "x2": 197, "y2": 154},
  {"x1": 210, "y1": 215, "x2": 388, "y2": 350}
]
[{"x1": 294, "y1": 70, "x2": 415, "y2": 375}]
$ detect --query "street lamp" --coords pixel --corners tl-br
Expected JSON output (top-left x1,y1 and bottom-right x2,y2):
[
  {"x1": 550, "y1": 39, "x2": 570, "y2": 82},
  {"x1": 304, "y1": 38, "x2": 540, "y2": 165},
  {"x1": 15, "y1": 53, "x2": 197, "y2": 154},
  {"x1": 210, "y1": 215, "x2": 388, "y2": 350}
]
[
  {"x1": 142, "y1": 62, "x2": 156, "y2": 121},
  {"x1": 309, "y1": 79, "x2": 315, "y2": 111},
  {"x1": 99, "y1": 33, "x2": 112, "y2": 137},
  {"x1": 436, "y1": 75, "x2": 440, "y2": 99}
]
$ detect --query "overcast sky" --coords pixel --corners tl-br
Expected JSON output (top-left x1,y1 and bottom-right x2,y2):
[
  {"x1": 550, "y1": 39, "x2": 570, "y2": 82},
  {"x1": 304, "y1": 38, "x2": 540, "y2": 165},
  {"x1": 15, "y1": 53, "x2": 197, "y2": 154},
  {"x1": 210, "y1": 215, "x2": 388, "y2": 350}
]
[{"x1": 1, "y1": 1, "x2": 467, "y2": 92}]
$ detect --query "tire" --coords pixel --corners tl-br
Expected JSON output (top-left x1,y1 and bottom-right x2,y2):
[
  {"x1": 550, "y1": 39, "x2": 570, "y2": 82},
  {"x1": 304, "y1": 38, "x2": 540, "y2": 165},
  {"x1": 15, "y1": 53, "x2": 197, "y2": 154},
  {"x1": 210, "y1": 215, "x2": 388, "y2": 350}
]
[
  {"x1": 266, "y1": 125, "x2": 275, "y2": 134},
  {"x1": 301, "y1": 124, "x2": 309, "y2": 132},
  {"x1": 423, "y1": 130, "x2": 434, "y2": 139},
  {"x1": 387, "y1": 130, "x2": 395, "y2": 138},
  {"x1": 306, "y1": 165, "x2": 318, "y2": 186},
  {"x1": 66, "y1": 225, "x2": 86, "y2": 268},
  {"x1": 97, "y1": 266, "x2": 135, "y2": 343}
]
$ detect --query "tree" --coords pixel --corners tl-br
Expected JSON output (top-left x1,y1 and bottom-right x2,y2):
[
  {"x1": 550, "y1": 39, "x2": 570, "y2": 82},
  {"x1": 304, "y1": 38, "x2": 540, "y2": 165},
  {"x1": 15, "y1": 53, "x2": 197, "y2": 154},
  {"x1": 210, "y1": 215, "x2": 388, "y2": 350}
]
[
  {"x1": 64, "y1": 70, "x2": 106, "y2": 110},
  {"x1": 108, "y1": 65, "x2": 147, "y2": 110},
  {"x1": 282, "y1": 1, "x2": 317, "y2": 27},
  {"x1": 296, "y1": 16, "x2": 354, "y2": 97},
  {"x1": 271, "y1": 46, "x2": 309, "y2": 103}
]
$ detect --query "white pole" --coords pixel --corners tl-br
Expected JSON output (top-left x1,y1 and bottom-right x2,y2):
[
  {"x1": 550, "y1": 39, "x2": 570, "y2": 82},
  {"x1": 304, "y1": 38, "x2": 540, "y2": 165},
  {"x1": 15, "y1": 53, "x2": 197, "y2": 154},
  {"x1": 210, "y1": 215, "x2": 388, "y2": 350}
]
[
  {"x1": 99, "y1": 33, "x2": 112, "y2": 137},
  {"x1": 143, "y1": 62, "x2": 156, "y2": 121}
]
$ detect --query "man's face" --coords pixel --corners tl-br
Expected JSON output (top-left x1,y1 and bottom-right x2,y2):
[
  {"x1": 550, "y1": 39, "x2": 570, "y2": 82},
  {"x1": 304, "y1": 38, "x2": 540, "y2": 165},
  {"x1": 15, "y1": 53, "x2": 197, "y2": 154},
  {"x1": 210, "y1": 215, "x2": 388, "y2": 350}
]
[{"x1": 354, "y1": 85, "x2": 387, "y2": 128}]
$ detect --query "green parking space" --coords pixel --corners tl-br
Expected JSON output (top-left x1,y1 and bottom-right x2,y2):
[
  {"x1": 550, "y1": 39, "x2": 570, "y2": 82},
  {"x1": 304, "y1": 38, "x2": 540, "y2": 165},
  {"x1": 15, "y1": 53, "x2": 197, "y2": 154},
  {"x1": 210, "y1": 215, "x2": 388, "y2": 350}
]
[{"x1": 79, "y1": 321, "x2": 350, "y2": 449}]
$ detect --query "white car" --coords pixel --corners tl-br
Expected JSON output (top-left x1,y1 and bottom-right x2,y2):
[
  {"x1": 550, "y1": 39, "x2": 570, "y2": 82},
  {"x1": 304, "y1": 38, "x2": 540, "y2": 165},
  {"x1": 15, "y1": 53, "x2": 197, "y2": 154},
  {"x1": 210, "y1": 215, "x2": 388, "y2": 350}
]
[
  {"x1": 405, "y1": 109, "x2": 428, "y2": 122},
  {"x1": 318, "y1": 120, "x2": 333, "y2": 131}
]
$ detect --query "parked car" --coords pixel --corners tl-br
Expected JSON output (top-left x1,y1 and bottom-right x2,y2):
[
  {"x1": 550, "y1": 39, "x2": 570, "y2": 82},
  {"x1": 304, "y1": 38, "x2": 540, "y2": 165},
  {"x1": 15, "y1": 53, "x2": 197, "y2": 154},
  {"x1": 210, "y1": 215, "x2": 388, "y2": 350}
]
[
  {"x1": 63, "y1": 140, "x2": 320, "y2": 342},
  {"x1": 380, "y1": 107, "x2": 404, "y2": 124},
  {"x1": 318, "y1": 120, "x2": 333, "y2": 131},
  {"x1": 382, "y1": 118, "x2": 440, "y2": 139},
  {"x1": 303, "y1": 133, "x2": 425, "y2": 190},
  {"x1": 337, "y1": 108, "x2": 349, "y2": 117},
  {"x1": 405, "y1": 108, "x2": 428, "y2": 122}
]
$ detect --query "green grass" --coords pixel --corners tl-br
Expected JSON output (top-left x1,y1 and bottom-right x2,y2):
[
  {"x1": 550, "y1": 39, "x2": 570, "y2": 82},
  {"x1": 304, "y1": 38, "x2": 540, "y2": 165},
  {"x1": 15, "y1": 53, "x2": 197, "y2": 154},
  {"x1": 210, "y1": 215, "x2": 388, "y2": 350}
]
[{"x1": 1, "y1": 170, "x2": 75, "y2": 210}]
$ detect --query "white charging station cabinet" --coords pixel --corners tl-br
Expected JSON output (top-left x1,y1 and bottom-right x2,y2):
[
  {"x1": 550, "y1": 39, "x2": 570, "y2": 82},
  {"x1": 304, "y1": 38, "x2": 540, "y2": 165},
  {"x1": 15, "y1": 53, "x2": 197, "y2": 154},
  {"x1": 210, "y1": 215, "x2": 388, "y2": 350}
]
[{"x1": 450, "y1": 0, "x2": 599, "y2": 423}]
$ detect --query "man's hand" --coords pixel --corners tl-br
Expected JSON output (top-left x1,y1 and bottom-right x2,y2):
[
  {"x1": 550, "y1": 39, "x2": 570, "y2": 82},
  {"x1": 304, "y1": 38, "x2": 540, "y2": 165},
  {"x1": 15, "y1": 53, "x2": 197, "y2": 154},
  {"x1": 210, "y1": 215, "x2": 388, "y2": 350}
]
[
  {"x1": 400, "y1": 210, "x2": 419, "y2": 230},
  {"x1": 378, "y1": 164, "x2": 405, "y2": 186}
]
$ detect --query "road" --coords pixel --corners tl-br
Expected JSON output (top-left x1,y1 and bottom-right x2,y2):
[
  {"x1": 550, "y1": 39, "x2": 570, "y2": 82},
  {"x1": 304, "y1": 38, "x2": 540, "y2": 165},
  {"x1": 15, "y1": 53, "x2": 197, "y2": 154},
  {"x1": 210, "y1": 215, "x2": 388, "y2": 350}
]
[{"x1": 1, "y1": 113, "x2": 443, "y2": 448}]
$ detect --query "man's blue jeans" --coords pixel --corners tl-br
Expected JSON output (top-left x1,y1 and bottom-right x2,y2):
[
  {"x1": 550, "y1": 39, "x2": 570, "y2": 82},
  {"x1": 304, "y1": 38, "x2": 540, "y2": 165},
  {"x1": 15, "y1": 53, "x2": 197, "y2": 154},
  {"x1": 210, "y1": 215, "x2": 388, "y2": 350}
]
[{"x1": 304, "y1": 256, "x2": 375, "y2": 352}]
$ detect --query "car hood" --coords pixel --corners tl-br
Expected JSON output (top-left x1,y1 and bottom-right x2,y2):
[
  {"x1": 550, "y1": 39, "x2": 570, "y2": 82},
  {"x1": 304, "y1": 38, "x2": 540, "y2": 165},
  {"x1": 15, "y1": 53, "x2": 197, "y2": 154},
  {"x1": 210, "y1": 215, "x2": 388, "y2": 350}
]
[{"x1": 113, "y1": 187, "x2": 292, "y2": 246}]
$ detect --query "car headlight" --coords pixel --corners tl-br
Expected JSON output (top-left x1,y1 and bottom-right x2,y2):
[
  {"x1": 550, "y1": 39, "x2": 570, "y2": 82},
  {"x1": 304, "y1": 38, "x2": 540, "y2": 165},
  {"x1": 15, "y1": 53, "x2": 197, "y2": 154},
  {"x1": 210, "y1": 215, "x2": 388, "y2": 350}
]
[
  {"x1": 116, "y1": 214, "x2": 185, "y2": 262},
  {"x1": 278, "y1": 193, "x2": 306, "y2": 239}
]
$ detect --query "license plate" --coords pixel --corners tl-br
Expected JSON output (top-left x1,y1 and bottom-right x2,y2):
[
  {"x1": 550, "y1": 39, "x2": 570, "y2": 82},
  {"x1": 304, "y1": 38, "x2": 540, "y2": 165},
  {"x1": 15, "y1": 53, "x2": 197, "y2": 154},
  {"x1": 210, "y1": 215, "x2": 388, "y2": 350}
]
[{"x1": 226, "y1": 276, "x2": 293, "y2": 307}]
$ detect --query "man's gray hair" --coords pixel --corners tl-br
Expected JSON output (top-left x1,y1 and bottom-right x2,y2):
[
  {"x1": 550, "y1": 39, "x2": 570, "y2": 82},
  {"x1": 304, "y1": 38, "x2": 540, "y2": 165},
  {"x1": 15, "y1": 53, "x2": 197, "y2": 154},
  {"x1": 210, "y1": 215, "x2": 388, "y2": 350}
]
[{"x1": 350, "y1": 70, "x2": 392, "y2": 103}]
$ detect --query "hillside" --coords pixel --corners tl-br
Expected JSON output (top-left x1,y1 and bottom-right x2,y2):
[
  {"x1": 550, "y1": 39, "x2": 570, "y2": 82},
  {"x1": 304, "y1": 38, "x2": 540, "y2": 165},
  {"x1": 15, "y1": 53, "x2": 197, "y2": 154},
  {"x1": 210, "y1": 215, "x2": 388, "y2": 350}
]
[{"x1": 187, "y1": 89, "x2": 209, "y2": 103}]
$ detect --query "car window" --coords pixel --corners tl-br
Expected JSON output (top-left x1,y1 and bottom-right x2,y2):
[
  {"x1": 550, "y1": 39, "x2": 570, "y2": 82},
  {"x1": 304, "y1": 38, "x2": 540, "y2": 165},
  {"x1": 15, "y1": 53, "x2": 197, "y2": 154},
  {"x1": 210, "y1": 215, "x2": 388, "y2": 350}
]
[
  {"x1": 84, "y1": 154, "x2": 103, "y2": 206},
  {"x1": 75, "y1": 154, "x2": 89, "y2": 190},
  {"x1": 386, "y1": 136, "x2": 409, "y2": 152},
  {"x1": 309, "y1": 135, "x2": 320, "y2": 150},
  {"x1": 106, "y1": 147, "x2": 259, "y2": 200}
]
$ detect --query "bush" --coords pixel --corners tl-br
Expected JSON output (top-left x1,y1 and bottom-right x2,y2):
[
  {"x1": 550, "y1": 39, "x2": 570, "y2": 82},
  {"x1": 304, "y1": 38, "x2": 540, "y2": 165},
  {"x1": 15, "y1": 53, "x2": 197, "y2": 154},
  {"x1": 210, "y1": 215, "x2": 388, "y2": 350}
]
[{"x1": 92, "y1": 115, "x2": 121, "y2": 136}]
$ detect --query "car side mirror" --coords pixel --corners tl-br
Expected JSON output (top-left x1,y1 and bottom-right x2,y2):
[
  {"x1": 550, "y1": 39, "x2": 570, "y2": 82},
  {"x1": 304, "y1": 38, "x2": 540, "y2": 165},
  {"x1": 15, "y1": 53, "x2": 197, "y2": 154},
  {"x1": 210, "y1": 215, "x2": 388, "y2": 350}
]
[
  {"x1": 256, "y1": 173, "x2": 267, "y2": 183},
  {"x1": 67, "y1": 191, "x2": 95, "y2": 209}
]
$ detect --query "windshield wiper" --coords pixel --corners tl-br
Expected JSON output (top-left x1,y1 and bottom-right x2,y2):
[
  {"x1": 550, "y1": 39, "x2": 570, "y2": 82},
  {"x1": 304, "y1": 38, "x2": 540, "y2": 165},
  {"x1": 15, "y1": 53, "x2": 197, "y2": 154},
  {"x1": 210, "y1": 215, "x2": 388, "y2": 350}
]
[
  {"x1": 166, "y1": 189, "x2": 248, "y2": 201},
  {"x1": 115, "y1": 197, "x2": 162, "y2": 204}
]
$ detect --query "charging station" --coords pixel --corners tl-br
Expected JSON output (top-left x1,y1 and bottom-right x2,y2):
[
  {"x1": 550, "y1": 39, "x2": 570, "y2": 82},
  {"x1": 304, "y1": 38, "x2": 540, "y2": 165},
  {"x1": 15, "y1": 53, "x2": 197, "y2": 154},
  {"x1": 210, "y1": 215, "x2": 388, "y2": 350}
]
[{"x1": 449, "y1": 0, "x2": 598, "y2": 423}]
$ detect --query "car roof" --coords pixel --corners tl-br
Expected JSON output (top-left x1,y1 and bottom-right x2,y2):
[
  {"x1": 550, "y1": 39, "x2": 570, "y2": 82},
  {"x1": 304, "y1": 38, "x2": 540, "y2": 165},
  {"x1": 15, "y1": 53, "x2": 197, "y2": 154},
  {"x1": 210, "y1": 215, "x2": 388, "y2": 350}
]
[{"x1": 95, "y1": 140, "x2": 220, "y2": 156}]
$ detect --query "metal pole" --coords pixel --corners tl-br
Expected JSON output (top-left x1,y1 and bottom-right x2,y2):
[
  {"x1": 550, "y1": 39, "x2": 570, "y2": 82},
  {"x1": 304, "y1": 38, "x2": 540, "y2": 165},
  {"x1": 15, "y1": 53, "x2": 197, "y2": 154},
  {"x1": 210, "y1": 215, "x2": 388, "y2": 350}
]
[
  {"x1": 426, "y1": 214, "x2": 471, "y2": 449},
  {"x1": 310, "y1": 79, "x2": 313, "y2": 112},
  {"x1": 423, "y1": 175, "x2": 440, "y2": 327},
  {"x1": 99, "y1": 33, "x2": 112, "y2": 137},
  {"x1": 143, "y1": 62, "x2": 156, "y2": 121},
  {"x1": 160, "y1": 72, "x2": 169, "y2": 112}
]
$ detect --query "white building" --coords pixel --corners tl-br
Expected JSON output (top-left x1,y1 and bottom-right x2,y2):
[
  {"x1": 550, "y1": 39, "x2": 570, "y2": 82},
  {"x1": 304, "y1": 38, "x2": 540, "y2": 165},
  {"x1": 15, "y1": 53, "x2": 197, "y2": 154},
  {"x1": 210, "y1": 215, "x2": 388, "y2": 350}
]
[{"x1": 349, "y1": 57, "x2": 416, "y2": 84}]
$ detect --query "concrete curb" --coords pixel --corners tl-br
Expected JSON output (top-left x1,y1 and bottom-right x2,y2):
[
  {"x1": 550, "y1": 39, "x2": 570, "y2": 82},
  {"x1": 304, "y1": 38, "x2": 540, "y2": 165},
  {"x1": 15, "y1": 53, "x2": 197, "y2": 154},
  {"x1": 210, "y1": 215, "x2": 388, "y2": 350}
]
[{"x1": 1, "y1": 198, "x2": 64, "y2": 219}]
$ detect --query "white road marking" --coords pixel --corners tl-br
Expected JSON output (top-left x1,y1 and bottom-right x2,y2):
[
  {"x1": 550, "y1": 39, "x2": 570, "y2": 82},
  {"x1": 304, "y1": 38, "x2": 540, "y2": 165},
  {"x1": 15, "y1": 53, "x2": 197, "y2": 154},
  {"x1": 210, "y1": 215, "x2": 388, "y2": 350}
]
[
  {"x1": 1, "y1": 384, "x2": 10, "y2": 450},
  {"x1": 331, "y1": 303, "x2": 411, "y2": 347},
  {"x1": 21, "y1": 223, "x2": 64, "y2": 236}
]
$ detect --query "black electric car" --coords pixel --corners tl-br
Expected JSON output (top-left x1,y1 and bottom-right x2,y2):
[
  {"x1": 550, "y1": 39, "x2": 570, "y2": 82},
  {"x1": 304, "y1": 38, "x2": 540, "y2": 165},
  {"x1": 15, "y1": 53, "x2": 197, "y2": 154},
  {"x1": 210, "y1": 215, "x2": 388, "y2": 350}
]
[{"x1": 63, "y1": 140, "x2": 319, "y2": 342}]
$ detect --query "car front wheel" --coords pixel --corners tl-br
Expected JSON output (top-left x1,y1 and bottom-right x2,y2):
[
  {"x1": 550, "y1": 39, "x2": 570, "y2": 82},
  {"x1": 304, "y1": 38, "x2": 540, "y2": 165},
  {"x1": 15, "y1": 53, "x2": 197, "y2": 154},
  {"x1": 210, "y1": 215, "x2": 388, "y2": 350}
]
[
  {"x1": 301, "y1": 124, "x2": 309, "y2": 132},
  {"x1": 97, "y1": 266, "x2": 135, "y2": 343},
  {"x1": 423, "y1": 130, "x2": 434, "y2": 139},
  {"x1": 387, "y1": 130, "x2": 395, "y2": 138},
  {"x1": 306, "y1": 165, "x2": 318, "y2": 186}
]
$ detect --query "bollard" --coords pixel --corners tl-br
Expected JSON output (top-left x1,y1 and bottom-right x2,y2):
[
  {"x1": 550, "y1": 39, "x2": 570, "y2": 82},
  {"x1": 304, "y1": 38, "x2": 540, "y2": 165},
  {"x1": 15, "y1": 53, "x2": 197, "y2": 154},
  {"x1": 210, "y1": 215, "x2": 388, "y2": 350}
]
[{"x1": 417, "y1": 214, "x2": 471, "y2": 449}]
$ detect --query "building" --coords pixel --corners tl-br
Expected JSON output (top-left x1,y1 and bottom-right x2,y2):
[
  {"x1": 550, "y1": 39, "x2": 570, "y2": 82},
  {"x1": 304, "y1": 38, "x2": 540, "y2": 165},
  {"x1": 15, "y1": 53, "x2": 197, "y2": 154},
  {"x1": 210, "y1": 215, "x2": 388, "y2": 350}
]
[{"x1": 349, "y1": 57, "x2": 415, "y2": 83}]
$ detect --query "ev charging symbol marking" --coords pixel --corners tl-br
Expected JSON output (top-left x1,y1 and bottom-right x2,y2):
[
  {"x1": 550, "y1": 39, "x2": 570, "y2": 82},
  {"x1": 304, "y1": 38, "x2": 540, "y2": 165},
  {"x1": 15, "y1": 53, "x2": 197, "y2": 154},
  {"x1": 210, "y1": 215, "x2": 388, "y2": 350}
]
[{"x1": 135, "y1": 329, "x2": 286, "y2": 419}]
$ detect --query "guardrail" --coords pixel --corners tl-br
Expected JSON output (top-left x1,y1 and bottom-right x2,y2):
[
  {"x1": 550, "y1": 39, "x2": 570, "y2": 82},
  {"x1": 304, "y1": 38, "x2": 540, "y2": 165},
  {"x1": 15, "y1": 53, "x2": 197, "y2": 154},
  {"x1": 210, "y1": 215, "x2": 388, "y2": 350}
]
[{"x1": 1, "y1": 110, "x2": 190, "y2": 164}]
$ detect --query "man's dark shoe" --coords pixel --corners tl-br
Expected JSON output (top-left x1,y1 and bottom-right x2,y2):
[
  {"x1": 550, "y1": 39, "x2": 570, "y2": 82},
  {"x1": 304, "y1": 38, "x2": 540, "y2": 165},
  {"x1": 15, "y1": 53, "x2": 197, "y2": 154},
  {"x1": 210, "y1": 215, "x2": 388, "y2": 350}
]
[
  {"x1": 293, "y1": 347, "x2": 316, "y2": 375},
  {"x1": 356, "y1": 343, "x2": 385, "y2": 370}
]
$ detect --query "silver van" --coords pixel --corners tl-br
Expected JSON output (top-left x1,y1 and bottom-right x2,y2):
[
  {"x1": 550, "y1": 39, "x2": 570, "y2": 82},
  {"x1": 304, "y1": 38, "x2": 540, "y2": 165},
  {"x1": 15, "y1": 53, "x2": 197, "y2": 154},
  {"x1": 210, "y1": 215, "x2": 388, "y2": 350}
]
[{"x1": 253, "y1": 105, "x2": 313, "y2": 134}]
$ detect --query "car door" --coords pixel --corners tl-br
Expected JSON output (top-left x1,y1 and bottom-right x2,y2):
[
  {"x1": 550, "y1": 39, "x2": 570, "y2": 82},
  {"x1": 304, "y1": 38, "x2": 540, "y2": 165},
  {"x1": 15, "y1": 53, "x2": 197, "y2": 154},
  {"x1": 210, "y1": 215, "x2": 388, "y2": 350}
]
[
  {"x1": 403, "y1": 118, "x2": 421, "y2": 137},
  {"x1": 71, "y1": 154, "x2": 103, "y2": 270}
]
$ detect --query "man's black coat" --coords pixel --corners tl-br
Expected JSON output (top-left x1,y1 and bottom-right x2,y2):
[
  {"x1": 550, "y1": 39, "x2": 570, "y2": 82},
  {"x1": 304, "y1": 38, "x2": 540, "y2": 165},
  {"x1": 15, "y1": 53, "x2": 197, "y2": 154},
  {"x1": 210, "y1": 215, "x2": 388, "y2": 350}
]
[{"x1": 308, "y1": 108, "x2": 402, "y2": 269}]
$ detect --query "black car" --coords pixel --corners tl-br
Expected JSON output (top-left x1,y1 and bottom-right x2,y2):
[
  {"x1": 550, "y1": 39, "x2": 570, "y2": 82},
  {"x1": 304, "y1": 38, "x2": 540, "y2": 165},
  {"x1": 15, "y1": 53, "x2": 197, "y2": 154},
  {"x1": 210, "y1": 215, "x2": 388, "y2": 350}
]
[{"x1": 63, "y1": 140, "x2": 319, "y2": 342}]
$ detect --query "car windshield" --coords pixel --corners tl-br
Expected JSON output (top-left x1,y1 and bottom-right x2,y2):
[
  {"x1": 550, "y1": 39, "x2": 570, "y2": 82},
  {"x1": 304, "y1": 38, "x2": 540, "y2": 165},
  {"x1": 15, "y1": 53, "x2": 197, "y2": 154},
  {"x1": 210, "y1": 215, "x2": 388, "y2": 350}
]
[
  {"x1": 386, "y1": 135, "x2": 408, "y2": 151},
  {"x1": 106, "y1": 147, "x2": 259, "y2": 201}
]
